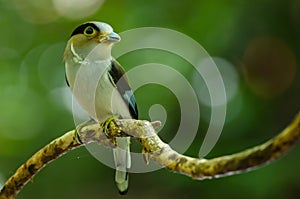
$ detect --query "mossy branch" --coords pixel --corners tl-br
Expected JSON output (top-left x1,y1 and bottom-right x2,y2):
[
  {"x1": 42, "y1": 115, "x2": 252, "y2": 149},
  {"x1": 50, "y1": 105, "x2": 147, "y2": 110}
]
[{"x1": 1, "y1": 111, "x2": 300, "y2": 199}]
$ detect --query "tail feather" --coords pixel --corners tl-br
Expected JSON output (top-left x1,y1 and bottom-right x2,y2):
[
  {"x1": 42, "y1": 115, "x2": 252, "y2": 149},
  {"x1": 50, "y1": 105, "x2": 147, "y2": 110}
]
[
  {"x1": 113, "y1": 137, "x2": 131, "y2": 194},
  {"x1": 115, "y1": 171, "x2": 129, "y2": 194}
]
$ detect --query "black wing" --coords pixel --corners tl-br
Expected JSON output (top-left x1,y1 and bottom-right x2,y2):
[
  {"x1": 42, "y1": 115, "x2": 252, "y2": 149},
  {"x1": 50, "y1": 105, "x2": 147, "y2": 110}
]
[
  {"x1": 108, "y1": 59, "x2": 138, "y2": 119},
  {"x1": 65, "y1": 73, "x2": 70, "y2": 87}
]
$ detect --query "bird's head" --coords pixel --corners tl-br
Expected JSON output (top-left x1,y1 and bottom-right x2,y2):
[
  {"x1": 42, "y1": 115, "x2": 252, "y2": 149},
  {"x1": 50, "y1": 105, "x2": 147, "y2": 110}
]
[{"x1": 64, "y1": 21, "x2": 121, "y2": 63}]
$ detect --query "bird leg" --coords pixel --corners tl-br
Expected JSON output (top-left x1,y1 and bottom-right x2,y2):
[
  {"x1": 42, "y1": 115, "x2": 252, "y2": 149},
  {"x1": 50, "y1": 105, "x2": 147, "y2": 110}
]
[
  {"x1": 100, "y1": 115, "x2": 121, "y2": 146},
  {"x1": 142, "y1": 145, "x2": 150, "y2": 165}
]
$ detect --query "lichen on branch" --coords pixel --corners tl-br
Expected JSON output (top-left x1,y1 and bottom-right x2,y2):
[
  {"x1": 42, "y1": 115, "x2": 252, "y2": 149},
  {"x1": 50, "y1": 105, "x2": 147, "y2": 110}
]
[{"x1": 1, "y1": 111, "x2": 300, "y2": 199}]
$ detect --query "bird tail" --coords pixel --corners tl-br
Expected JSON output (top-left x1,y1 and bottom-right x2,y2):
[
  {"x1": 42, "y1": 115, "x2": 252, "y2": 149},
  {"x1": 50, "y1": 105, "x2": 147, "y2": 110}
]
[{"x1": 113, "y1": 137, "x2": 131, "y2": 194}]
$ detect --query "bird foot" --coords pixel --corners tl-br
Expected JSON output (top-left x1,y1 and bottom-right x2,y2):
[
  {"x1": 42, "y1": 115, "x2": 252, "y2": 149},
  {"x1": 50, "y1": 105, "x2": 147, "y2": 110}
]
[
  {"x1": 142, "y1": 147, "x2": 150, "y2": 165},
  {"x1": 100, "y1": 115, "x2": 120, "y2": 146}
]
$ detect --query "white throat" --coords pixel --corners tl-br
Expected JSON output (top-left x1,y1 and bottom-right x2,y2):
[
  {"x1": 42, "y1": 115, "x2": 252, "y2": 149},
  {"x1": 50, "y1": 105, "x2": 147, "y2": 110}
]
[{"x1": 70, "y1": 42, "x2": 113, "y2": 64}]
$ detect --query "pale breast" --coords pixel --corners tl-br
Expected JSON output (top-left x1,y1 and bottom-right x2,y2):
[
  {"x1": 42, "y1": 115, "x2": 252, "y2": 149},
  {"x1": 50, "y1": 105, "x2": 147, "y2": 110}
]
[{"x1": 66, "y1": 60, "x2": 131, "y2": 122}]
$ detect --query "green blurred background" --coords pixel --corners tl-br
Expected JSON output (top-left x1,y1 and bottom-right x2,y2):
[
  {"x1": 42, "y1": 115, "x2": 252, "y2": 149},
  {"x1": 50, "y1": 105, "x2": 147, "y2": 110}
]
[{"x1": 0, "y1": 0, "x2": 300, "y2": 198}]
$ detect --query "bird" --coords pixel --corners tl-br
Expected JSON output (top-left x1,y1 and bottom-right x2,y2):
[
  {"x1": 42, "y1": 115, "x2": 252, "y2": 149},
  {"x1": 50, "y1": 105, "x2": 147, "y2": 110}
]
[{"x1": 64, "y1": 21, "x2": 138, "y2": 194}]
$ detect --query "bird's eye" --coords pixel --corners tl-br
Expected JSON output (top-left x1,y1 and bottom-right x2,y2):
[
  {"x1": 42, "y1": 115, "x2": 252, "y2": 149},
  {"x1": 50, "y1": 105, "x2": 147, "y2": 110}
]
[{"x1": 84, "y1": 26, "x2": 96, "y2": 36}]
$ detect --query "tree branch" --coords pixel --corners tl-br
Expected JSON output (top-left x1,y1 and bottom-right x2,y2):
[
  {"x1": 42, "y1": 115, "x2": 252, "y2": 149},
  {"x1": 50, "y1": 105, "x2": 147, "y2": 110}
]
[{"x1": 1, "y1": 111, "x2": 300, "y2": 199}]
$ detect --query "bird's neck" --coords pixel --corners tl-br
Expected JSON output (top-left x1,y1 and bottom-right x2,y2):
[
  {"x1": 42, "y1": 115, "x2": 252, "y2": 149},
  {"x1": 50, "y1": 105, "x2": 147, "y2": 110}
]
[
  {"x1": 89, "y1": 44, "x2": 113, "y2": 61},
  {"x1": 68, "y1": 42, "x2": 113, "y2": 65}
]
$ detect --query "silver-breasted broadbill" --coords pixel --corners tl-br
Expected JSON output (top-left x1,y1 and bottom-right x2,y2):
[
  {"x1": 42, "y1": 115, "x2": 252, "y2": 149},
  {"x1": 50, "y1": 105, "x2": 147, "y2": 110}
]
[{"x1": 64, "y1": 21, "x2": 138, "y2": 194}]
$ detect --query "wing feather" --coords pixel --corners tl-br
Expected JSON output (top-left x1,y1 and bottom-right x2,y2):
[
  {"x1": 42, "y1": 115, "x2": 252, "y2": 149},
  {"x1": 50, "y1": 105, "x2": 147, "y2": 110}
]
[{"x1": 108, "y1": 59, "x2": 138, "y2": 119}]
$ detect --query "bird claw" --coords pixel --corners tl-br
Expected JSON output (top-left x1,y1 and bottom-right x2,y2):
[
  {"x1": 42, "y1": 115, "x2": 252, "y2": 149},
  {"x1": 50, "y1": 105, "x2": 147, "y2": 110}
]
[
  {"x1": 142, "y1": 147, "x2": 150, "y2": 165},
  {"x1": 75, "y1": 119, "x2": 98, "y2": 143},
  {"x1": 100, "y1": 115, "x2": 120, "y2": 146}
]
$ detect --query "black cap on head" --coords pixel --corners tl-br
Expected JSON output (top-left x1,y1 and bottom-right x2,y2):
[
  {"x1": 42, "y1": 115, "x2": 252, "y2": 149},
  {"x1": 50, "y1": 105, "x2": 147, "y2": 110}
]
[{"x1": 70, "y1": 23, "x2": 100, "y2": 37}]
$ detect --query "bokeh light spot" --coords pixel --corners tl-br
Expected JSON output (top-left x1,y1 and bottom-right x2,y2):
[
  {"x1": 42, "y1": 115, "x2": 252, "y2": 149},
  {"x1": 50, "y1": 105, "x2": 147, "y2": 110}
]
[
  {"x1": 13, "y1": 0, "x2": 59, "y2": 24},
  {"x1": 52, "y1": 0, "x2": 105, "y2": 19},
  {"x1": 242, "y1": 36, "x2": 297, "y2": 98},
  {"x1": 38, "y1": 42, "x2": 65, "y2": 89},
  {"x1": 194, "y1": 57, "x2": 240, "y2": 107},
  {"x1": 0, "y1": 15, "x2": 35, "y2": 52}
]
